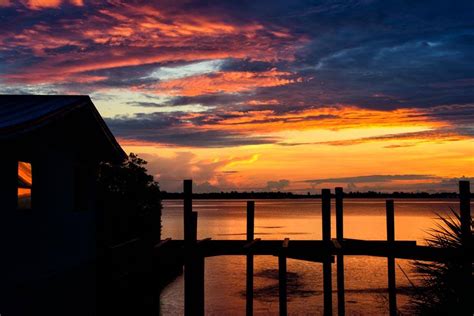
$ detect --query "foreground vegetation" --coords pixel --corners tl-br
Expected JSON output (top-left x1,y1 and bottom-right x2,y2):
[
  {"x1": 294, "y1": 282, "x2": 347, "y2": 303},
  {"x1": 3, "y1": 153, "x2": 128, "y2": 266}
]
[
  {"x1": 410, "y1": 210, "x2": 472, "y2": 315},
  {"x1": 97, "y1": 153, "x2": 162, "y2": 245}
]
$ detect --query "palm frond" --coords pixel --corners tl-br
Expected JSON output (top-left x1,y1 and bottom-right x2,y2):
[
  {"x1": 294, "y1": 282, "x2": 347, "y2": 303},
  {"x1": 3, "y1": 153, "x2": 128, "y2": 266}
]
[{"x1": 409, "y1": 208, "x2": 472, "y2": 315}]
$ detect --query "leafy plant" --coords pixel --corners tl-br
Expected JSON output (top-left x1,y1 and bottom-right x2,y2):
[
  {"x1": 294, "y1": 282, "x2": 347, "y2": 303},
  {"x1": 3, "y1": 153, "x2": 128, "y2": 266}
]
[
  {"x1": 410, "y1": 209, "x2": 472, "y2": 315},
  {"x1": 97, "y1": 153, "x2": 162, "y2": 245}
]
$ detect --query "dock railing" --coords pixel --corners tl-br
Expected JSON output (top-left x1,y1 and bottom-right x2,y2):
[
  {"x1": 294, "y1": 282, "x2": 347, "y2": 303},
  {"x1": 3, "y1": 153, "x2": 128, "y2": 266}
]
[{"x1": 155, "y1": 180, "x2": 472, "y2": 316}]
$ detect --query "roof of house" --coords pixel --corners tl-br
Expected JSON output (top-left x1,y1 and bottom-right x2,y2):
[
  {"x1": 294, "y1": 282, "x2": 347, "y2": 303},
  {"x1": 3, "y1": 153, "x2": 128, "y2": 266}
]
[{"x1": 0, "y1": 95, "x2": 126, "y2": 160}]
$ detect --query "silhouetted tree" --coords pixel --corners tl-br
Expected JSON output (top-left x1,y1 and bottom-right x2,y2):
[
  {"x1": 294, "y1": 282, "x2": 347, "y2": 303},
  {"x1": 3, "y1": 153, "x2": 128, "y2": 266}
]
[
  {"x1": 410, "y1": 210, "x2": 473, "y2": 315},
  {"x1": 97, "y1": 153, "x2": 162, "y2": 245}
]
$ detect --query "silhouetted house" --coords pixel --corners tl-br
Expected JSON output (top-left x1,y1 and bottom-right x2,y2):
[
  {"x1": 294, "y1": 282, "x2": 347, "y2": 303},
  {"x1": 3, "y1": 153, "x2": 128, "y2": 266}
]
[{"x1": 0, "y1": 95, "x2": 125, "y2": 290}]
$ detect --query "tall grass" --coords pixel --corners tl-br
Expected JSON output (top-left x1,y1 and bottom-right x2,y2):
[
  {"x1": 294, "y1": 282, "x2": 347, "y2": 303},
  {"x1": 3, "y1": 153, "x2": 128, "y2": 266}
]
[{"x1": 410, "y1": 209, "x2": 472, "y2": 315}]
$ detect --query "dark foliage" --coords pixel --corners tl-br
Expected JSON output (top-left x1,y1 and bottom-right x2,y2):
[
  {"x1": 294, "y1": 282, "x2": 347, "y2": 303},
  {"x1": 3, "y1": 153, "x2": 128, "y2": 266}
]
[
  {"x1": 97, "y1": 153, "x2": 162, "y2": 245},
  {"x1": 410, "y1": 209, "x2": 473, "y2": 315}
]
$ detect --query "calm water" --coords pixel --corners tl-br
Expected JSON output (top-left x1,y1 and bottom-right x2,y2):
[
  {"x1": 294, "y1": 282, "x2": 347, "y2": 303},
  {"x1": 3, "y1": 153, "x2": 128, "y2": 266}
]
[{"x1": 159, "y1": 199, "x2": 462, "y2": 315}]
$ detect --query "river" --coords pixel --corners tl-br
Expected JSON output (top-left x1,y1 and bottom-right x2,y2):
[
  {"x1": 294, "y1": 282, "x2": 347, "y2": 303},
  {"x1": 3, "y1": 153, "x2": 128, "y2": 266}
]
[{"x1": 159, "y1": 198, "x2": 462, "y2": 315}]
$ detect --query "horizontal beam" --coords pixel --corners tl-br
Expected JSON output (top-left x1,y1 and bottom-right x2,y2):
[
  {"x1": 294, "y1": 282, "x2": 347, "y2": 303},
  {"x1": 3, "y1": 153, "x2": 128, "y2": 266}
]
[
  {"x1": 244, "y1": 238, "x2": 261, "y2": 249},
  {"x1": 152, "y1": 238, "x2": 468, "y2": 263},
  {"x1": 155, "y1": 238, "x2": 172, "y2": 248},
  {"x1": 336, "y1": 239, "x2": 464, "y2": 261},
  {"x1": 204, "y1": 240, "x2": 329, "y2": 261}
]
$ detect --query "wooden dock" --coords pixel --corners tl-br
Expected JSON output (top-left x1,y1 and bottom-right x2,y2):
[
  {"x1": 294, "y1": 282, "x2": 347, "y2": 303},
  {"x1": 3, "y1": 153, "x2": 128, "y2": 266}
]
[{"x1": 154, "y1": 180, "x2": 472, "y2": 316}]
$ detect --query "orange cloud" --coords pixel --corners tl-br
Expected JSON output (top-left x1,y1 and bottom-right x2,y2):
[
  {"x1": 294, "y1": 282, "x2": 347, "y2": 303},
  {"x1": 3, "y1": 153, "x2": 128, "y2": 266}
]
[
  {"x1": 316, "y1": 128, "x2": 471, "y2": 147},
  {"x1": 224, "y1": 154, "x2": 260, "y2": 168},
  {"x1": 20, "y1": 0, "x2": 83, "y2": 9},
  {"x1": 137, "y1": 16, "x2": 261, "y2": 37},
  {"x1": 195, "y1": 106, "x2": 444, "y2": 134},
  {"x1": 7, "y1": 23, "x2": 85, "y2": 57},
  {"x1": 0, "y1": 3, "x2": 304, "y2": 85},
  {"x1": 26, "y1": 0, "x2": 61, "y2": 9},
  {"x1": 153, "y1": 70, "x2": 298, "y2": 96},
  {"x1": 245, "y1": 99, "x2": 280, "y2": 106}
]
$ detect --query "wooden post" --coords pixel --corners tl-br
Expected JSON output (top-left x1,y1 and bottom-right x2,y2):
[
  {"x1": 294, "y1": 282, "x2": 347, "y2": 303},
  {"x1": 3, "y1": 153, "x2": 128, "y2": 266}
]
[
  {"x1": 322, "y1": 189, "x2": 331, "y2": 242},
  {"x1": 335, "y1": 187, "x2": 345, "y2": 316},
  {"x1": 247, "y1": 201, "x2": 255, "y2": 241},
  {"x1": 183, "y1": 180, "x2": 205, "y2": 316},
  {"x1": 322, "y1": 189, "x2": 332, "y2": 316},
  {"x1": 459, "y1": 181, "x2": 471, "y2": 316},
  {"x1": 183, "y1": 180, "x2": 195, "y2": 314},
  {"x1": 386, "y1": 200, "x2": 397, "y2": 316},
  {"x1": 183, "y1": 179, "x2": 194, "y2": 315},
  {"x1": 190, "y1": 211, "x2": 197, "y2": 242},
  {"x1": 184, "y1": 211, "x2": 194, "y2": 316},
  {"x1": 279, "y1": 254, "x2": 287, "y2": 316},
  {"x1": 459, "y1": 180, "x2": 471, "y2": 249},
  {"x1": 194, "y1": 211, "x2": 205, "y2": 316},
  {"x1": 191, "y1": 212, "x2": 205, "y2": 315},
  {"x1": 195, "y1": 256, "x2": 205, "y2": 315},
  {"x1": 246, "y1": 201, "x2": 255, "y2": 316},
  {"x1": 184, "y1": 179, "x2": 193, "y2": 242}
]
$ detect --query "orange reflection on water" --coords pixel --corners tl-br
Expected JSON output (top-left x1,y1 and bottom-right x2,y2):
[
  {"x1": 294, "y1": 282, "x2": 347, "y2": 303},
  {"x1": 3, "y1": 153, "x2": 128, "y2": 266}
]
[{"x1": 161, "y1": 199, "x2": 465, "y2": 314}]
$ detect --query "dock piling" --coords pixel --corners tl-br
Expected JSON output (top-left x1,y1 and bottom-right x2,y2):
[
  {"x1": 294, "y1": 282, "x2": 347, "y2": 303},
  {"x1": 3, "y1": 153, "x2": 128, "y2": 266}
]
[
  {"x1": 172, "y1": 179, "x2": 471, "y2": 315},
  {"x1": 335, "y1": 187, "x2": 345, "y2": 316},
  {"x1": 386, "y1": 200, "x2": 397, "y2": 316},
  {"x1": 459, "y1": 181, "x2": 471, "y2": 315},
  {"x1": 183, "y1": 179, "x2": 193, "y2": 242},
  {"x1": 322, "y1": 189, "x2": 333, "y2": 316},
  {"x1": 183, "y1": 180, "x2": 205, "y2": 316},
  {"x1": 246, "y1": 201, "x2": 255, "y2": 316},
  {"x1": 279, "y1": 250, "x2": 288, "y2": 316}
]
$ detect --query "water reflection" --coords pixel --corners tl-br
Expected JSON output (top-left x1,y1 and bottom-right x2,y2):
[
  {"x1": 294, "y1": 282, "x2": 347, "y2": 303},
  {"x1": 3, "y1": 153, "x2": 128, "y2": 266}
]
[{"x1": 160, "y1": 199, "x2": 462, "y2": 315}]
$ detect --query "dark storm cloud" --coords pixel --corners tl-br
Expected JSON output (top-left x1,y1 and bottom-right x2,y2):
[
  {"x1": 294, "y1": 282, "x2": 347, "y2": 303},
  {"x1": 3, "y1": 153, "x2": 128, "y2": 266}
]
[
  {"x1": 226, "y1": 114, "x2": 339, "y2": 126},
  {"x1": 105, "y1": 112, "x2": 279, "y2": 147},
  {"x1": 216, "y1": 0, "x2": 474, "y2": 116},
  {"x1": 219, "y1": 59, "x2": 276, "y2": 73},
  {"x1": 161, "y1": 94, "x2": 248, "y2": 107}
]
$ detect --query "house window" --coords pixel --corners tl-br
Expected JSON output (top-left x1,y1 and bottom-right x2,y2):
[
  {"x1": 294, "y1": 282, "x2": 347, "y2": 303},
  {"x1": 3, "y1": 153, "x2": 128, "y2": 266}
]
[{"x1": 18, "y1": 161, "x2": 32, "y2": 209}]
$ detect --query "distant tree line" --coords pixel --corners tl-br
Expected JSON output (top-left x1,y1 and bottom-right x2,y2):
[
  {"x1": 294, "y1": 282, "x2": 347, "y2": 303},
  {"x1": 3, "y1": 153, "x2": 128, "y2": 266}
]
[{"x1": 161, "y1": 190, "x2": 465, "y2": 199}]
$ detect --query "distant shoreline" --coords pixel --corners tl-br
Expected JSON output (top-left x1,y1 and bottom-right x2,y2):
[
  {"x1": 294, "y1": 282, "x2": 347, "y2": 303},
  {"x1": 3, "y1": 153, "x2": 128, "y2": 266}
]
[{"x1": 161, "y1": 191, "x2": 468, "y2": 200}]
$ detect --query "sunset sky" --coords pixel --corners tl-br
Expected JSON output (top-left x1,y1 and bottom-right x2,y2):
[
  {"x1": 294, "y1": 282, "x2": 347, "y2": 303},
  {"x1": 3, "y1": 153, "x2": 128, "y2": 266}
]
[{"x1": 1, "y1": 0, "x2": 473, "y2": 192}]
